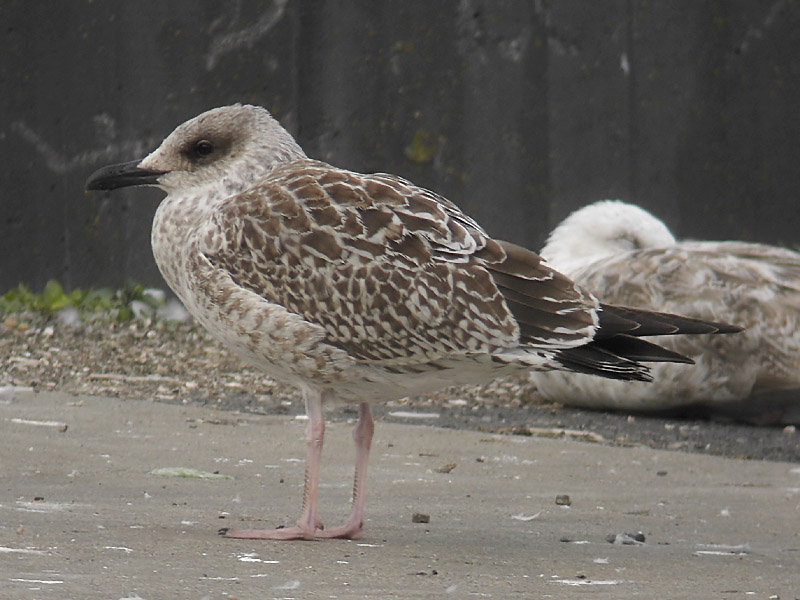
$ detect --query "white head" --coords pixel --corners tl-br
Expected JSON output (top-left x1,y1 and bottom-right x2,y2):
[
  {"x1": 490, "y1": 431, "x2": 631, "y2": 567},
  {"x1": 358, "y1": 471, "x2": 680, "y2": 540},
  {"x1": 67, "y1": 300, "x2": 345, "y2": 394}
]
[
  {"x1": 540, "y1": 200, "x2": 677, "y2": 276},
  {"x1": 86, "y1": 104, "x2": 306, "y2": 197}
]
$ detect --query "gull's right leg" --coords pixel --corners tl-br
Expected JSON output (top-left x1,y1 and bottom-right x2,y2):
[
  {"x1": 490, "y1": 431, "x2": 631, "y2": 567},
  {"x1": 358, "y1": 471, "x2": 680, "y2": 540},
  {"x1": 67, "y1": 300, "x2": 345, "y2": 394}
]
[{"x1": 223, "y1": 390, "x2": 327, "y2": 540}]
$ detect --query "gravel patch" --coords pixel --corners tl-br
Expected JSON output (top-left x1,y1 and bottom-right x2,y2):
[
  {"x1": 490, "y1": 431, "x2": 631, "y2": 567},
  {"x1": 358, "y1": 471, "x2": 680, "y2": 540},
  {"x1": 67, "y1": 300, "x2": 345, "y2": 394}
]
[{"x1": 2, "y1": 313, "x2": 797, "y2": 462}]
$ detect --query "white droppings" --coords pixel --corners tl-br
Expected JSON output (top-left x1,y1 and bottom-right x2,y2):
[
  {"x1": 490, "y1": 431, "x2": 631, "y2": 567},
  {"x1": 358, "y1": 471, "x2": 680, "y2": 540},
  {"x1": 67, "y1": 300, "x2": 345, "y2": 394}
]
[
  {"x1": 552, "y1": 578, "x2": 623, "y2": 586},
  {"x1": 149, "y1": 467, "x2": 232, "y2": 479},
  {"x1": 104, "y1": 546, "x2": 134, "y2": 553},
  {"x1": 387, "y1": 411, "x2": 441, "y2": 419},
  {"x1": 14, "y1": 501, "x2": 86, "y2": 513},
  {"x1": 238, "y1": 552, "x2": 280, "y2": 564},
  {"x1": 273, "y1": 579, "x2": 301, "y2": 590},
  {"x1": 0, "y1": 546, "x2": 47, "y2": 555},
  {"x1": 696, "y1": 543, "x2": 750, "y2": 551},
  {"x1": 694, "y1": 544, "x2": 750, "y2": 557},
  {"x1": 511, "y1": 512, "x2": 541, "y2": 521},
  {"x1": 694, "y1": 550, "x2": 748, "y2": 556},
  {"x1": 9, "y1": 418, "x2": 67, "y2": 428}
]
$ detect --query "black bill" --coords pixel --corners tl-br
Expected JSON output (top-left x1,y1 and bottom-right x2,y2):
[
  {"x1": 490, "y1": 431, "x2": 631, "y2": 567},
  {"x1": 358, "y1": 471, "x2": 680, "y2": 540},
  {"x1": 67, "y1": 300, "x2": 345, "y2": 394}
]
[{"x1": 85, "y1": 159, "x2": 167, "y2": 191}]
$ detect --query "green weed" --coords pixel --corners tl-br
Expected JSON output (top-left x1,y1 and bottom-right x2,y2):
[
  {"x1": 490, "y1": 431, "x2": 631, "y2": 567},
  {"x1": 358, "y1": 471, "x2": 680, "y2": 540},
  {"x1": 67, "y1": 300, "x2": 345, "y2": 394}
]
[{"x1": 0, "y1": 280, "x2": 163, "y2": 321}]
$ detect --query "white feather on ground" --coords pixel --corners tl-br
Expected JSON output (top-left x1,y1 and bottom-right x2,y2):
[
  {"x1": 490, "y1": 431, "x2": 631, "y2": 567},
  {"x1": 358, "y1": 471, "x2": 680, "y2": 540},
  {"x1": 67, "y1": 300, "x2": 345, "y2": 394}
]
[{"x1": 535, "y1": 200, "x2": 800, "y2": 425}]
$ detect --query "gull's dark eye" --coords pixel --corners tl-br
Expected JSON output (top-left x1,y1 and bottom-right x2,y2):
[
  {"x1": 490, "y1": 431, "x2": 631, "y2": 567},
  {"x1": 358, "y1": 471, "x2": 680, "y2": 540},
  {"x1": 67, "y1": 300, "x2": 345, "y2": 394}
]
[{"x1": 193, "y1": 139, "x2": 215, "y2": 158}]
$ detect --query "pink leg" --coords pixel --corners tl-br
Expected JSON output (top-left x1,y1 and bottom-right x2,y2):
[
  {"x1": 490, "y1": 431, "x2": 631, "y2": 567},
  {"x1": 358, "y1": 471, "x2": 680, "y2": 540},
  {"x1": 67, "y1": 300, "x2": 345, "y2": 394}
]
[
  {"x1": 317, "y1": 402, "x2": 374, "y2": 539},
  {"x1": 224, "y1": 392, "x2": 327, "y2": 540}
]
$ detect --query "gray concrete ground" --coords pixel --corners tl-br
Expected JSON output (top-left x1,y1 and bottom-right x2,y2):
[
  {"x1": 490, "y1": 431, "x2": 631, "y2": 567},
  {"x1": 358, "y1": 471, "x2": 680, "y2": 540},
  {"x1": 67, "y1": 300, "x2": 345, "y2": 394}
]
[{"x1": 1, "y1": 390, "x2": 798, "y2": 599}]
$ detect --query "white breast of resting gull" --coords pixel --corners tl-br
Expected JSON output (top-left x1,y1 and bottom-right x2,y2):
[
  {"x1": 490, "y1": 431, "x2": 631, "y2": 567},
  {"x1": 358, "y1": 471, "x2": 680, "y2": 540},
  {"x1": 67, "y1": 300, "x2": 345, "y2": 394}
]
[
  {"x1": 537, "y1": 199, "x2": 800, "y2": 425},
  {"x1": 85, "y1": 106, "x2": 739, "y2": 541}
]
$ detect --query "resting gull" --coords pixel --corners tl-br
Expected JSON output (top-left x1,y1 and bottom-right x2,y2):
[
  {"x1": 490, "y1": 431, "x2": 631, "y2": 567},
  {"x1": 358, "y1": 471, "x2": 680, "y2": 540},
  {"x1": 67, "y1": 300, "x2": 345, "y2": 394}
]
[
  {"x1": 536, "y1": 200, "x2": 800, "y2": 424},
  {"x1": 85, "y1": 106, "x2": 739, "y2": 540}
]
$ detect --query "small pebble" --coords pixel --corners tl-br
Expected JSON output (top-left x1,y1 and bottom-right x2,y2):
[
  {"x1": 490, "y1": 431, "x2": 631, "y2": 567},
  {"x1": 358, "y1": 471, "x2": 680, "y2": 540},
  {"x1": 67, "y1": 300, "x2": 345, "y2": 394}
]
[
  {"x1": 555, "y1": 494, "x2": 571, "y2": 506},
  {"x1": 412, "y1": 512, "x2": 430, "y2": 523}
]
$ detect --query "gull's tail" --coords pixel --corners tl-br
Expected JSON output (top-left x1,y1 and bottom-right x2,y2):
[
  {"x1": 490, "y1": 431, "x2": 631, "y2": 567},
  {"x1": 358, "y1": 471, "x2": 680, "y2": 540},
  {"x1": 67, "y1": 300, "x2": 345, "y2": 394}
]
[{"x1": 553, "y1": 304, "x2": 743, "y2": 382}]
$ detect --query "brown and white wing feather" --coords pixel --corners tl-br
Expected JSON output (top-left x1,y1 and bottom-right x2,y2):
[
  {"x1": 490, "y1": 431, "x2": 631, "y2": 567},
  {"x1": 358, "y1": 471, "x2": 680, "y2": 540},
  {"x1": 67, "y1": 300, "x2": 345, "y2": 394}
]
[
  {"x1": 196, "y1": 159, "x2": 738, "y2": 382},
  {"x1": 197, "y1": 160, "x2": 607, "y2": 369}
]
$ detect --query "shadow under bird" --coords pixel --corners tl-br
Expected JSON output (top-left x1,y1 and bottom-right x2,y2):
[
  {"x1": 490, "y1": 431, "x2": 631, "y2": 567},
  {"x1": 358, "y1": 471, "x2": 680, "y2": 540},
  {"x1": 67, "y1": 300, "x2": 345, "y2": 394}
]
[{"x1": 85, "y1": 104, "x2": 741, "y2": 541}]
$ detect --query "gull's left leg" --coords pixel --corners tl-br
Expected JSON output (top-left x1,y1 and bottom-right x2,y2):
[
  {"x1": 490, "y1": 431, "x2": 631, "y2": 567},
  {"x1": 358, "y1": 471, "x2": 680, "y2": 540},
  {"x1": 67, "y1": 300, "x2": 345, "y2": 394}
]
[{"x1": 317, "y1": 402, "x2": 374, "y2": 539}]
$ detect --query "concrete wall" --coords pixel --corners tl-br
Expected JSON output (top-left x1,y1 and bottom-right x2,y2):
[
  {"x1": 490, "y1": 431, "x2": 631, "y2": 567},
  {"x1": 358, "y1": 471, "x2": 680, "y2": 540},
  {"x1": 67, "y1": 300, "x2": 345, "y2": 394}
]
[{"x1": 2, "y1": 0, "x2": 799, "y2": 291}]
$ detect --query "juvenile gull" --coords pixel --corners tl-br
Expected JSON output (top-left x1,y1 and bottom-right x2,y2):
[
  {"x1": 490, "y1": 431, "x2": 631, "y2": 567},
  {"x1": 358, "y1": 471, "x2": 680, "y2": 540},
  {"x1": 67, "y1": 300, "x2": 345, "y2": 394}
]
[
  {"x1": 86, "y1": 105, "x2": 739, "y2": 540},
  {"x1": 536, "y1": 200, "x2": 800, "y2": 424}
]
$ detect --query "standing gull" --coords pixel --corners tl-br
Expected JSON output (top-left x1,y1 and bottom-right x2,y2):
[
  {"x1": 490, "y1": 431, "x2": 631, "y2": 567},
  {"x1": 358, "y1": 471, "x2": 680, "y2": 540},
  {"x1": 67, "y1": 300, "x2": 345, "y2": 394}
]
[
  {"x1": 86, "y1": 105, "x2": 739, "y2": 540},
  {"x1": 536, "y1": 200, "x2": 800, "y2": 424}
]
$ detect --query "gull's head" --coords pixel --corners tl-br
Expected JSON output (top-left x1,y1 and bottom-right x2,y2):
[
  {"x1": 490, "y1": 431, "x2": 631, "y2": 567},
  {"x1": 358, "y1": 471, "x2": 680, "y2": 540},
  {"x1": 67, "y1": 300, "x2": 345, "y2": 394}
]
[
  {"x1": 86, "y1": 104, "x2": 306, "y2": 195},
  {"x1": 541, "y1": 200, "x2": 676, "y2": 276}
]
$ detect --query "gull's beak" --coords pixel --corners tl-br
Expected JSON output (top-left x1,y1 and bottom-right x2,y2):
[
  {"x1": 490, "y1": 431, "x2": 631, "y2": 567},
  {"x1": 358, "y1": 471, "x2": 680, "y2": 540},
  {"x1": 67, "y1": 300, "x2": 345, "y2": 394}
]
[{"x1": 85, "y1": 159, "x2": 167, "y2": 191}]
